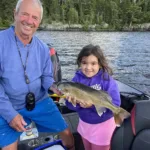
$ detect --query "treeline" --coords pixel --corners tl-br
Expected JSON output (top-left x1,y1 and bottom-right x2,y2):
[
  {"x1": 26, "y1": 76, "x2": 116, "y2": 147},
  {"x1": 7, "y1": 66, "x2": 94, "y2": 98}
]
[{"x1": 0, "y1": 0, "x2": 150, "y2": 30}]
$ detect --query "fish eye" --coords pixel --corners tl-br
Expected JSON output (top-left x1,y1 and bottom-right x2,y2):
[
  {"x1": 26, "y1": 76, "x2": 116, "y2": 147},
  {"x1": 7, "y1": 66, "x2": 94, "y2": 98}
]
[{"x1": 64, "y1": 89, "x2": 68, "y2": 92}]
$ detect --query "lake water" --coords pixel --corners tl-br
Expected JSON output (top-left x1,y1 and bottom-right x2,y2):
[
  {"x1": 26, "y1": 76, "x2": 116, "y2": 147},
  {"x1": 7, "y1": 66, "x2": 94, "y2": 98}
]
[{"x1": 36, "y1": 31, "x2": 150, "y2": 95}]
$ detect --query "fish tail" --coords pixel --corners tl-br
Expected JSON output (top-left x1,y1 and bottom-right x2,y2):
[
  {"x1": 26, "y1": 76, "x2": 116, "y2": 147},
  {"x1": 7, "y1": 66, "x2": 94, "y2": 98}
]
[{"x1": 114, "y1": 108, "x2": 130, "y2": 127}]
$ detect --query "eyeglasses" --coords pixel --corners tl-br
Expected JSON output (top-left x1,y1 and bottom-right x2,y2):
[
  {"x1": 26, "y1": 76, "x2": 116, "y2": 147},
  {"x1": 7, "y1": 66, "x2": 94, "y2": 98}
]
[{"x1": 26, "y1": 92, "x2": 35, "y2": 111}]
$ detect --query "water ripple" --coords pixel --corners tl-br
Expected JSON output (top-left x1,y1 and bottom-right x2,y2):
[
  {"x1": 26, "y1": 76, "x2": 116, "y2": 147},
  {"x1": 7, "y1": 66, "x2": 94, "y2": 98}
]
[{"x1": 36, "y1": 31, "x2": 150, "y2": 95}]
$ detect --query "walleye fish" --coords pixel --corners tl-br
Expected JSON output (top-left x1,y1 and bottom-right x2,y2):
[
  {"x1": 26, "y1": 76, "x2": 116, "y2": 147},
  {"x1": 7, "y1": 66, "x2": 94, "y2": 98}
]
[{"x1": 57, "y1": 81, "x2": 130, "y2": 126}]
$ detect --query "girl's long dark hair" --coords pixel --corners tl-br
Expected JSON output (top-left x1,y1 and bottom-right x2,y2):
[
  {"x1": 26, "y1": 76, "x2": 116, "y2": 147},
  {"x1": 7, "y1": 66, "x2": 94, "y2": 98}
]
[{"x1": 77, "y1": 44, "x2": 113, "y2": 79}]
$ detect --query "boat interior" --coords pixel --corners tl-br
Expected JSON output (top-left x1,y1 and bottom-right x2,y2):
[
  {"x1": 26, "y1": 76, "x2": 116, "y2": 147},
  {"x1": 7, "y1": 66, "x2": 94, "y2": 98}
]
[{"x1": 16, "y1": 80, "x2": 150, "y2": 150}]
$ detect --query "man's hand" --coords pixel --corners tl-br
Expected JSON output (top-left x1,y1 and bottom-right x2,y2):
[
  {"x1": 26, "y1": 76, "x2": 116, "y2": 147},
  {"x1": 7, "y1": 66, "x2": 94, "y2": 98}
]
[
  {"x1": 49, "y1": 84, "x2": 62, "y2": 95},
  {"x1": 9, "y1": 114, "x2": 27, "y2": 132}
]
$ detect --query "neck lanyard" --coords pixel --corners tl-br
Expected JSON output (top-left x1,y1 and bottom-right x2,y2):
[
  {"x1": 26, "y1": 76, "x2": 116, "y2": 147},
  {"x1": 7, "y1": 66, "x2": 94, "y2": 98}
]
[{"x1": 15, "y1": 35, "x2": 30, "y2": 84}]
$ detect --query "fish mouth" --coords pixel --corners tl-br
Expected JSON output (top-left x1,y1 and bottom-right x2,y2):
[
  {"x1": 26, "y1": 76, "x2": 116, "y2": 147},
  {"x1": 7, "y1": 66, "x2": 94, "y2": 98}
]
[
  {"x1": 54, "y1": 82, "x2": 62, "y2": 91},
  {"x1": 58, "y1": 88, "x2": 63, "y2": 94},
  {"x1": 51, "y1": 82, "x2": 63, "y2": 93},
  {"x1": 52, "y1": 82, "x2": 58, "y2": 88},
  {"x1": 55, "y1": 81, "x2": 71, "y2": 94},
  {"x1": 54, "y1": 82, "x2": 65, "y2": 94}
]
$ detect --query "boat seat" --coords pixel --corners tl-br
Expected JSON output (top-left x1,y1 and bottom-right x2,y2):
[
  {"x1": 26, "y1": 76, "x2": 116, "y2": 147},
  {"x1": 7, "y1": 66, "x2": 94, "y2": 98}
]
[
  {"x1": 111, "y1": 118, "x2": 134, "y2": 150},
  {"x1": 48, "y1": 43, "x2": 62, "y2": 83},
  {"x1": 131, "y1": 100, "x2": 150, "y2": 135},
  {"x1": 111, "y1": 100, "x2": 150, "y2": 150}
]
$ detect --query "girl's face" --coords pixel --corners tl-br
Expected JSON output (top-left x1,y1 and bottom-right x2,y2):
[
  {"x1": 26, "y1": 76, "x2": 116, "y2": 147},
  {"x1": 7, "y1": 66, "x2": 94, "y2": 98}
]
[{"x1": 80, "y1": 55, "x2": 100, "y2": 78}]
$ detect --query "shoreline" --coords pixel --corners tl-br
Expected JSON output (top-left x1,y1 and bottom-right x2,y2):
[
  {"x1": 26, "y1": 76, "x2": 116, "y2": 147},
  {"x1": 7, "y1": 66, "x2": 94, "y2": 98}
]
[
  {"x1": 38, "y1": 23, "x2": 150, "y2": 32},
  {"x1": 38, "y1": 28, "x2": 150, "y2": 32},
  {"x1": 1, "y1": 23, "x2": 150, "y2": 32}
]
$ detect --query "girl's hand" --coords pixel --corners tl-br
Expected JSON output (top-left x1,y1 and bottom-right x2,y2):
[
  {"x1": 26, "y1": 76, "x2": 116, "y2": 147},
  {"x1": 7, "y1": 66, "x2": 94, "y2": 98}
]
[
  {"x1": 79, "y1": 102, "x2": 93, "y2": 108},
  {"x1": 66, "y1": 95, "x2": 77, "y2": 107},
  {"x1": 66, "y1": 95, "x2": 93, "y2": 108}
]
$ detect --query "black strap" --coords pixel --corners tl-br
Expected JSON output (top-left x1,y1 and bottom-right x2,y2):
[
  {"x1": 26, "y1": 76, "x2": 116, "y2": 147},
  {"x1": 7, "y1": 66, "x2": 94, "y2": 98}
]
[{"x1": 15, "y1": 35, "x2": 30, "y2": 84}]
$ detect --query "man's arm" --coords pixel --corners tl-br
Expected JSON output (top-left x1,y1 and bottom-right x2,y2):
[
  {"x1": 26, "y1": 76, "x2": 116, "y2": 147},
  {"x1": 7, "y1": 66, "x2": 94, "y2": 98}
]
[
  {"x1": 0, "y1": 84, "x2": 18, "y2": 123},
  {"x1": 0, "y1": 76, "x2": 27, "y2": 132},
  {"x1": 41, "y1": 47, "x2": 55, "y2": 91},
  {"x1": 0, "y1": 32, "x2": 27, "y2": 131}
]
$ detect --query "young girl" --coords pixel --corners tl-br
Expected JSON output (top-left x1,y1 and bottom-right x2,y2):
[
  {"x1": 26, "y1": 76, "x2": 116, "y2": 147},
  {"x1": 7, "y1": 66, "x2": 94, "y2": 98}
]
[{"x1": 65, "y1": 44, "x2": 121, "y2": 150}]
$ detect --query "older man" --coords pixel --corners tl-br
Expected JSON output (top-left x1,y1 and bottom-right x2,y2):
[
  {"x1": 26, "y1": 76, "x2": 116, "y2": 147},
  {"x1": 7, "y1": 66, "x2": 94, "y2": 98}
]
[{"x1": 0, "y1": 0, "x2": 74, "y2": 150}]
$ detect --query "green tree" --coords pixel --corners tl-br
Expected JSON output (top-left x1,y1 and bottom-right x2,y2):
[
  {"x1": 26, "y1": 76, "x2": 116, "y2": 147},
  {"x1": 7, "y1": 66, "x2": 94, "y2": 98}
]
[
  {"x1": 67, "y1": 8, "x2": 78, "y2": 24},
  {"x1": 1, "y1": 0, "x2": 150, "y2": 30},
  {"x1": 0, "y1": 0, "x2": 17, "y2": 26}
]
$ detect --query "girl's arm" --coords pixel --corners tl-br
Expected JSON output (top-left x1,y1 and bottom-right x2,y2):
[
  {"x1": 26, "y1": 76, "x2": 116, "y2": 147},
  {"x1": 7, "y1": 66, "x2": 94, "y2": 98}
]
[
  {"x1": 65, "y1": 100, "x2": 82, "y2": 111},
  {"x1": 103, "y1": 76, "x2": 121, "y2": 107}
]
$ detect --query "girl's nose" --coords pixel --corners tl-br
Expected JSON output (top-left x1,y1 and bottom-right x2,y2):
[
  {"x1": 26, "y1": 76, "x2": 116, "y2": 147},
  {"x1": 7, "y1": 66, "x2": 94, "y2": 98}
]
[{"x1": 85, "y1": 64, "x2": 91, "y2": 69}]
